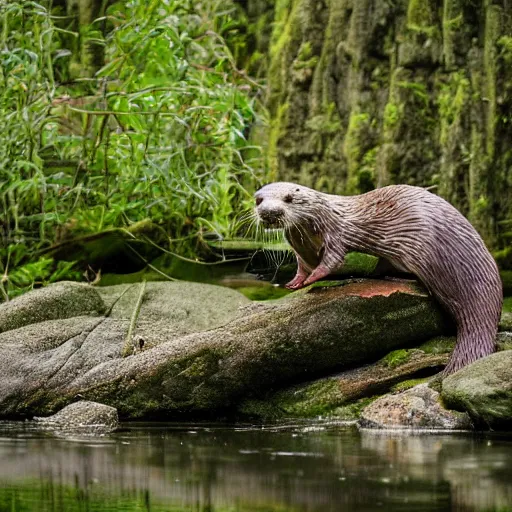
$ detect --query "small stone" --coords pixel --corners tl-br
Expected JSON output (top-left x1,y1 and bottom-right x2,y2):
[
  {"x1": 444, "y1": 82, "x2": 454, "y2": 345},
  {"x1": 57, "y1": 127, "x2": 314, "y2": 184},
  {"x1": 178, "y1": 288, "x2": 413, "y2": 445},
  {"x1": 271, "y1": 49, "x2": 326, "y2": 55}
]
[
  {"x1": 34, "y1": 401, "x2": 119, "y2": 434},
  {"x1": 359, "y1": 384, "x2": 472, "y2": 430}
]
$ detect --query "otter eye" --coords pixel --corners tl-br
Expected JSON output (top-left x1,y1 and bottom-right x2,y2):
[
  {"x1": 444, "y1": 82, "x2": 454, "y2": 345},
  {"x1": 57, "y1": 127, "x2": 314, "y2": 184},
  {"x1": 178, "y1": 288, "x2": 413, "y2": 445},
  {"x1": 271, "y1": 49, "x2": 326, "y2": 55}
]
[
  {"x1": 284, "y1": 194, "x2": 293, "y2": 203},
  {"x1": 255, "y1": 197, "x2": 263, "y2": 206}
]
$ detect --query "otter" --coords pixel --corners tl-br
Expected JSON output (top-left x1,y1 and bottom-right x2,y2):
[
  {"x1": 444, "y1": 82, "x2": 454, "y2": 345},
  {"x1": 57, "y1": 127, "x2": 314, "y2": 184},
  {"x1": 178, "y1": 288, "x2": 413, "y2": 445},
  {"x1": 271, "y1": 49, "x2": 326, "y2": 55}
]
[{"x1": 254, "y1": 182, "x2": 503, "y2": 375}]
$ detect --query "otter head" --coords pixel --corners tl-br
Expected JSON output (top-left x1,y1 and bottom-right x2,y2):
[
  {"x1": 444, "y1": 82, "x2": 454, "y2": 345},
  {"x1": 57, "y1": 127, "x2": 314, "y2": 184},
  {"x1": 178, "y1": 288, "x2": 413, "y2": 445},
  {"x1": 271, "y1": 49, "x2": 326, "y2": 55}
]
[{"x1": 254, "y1": 182, "x2": 312, "y2": 228}]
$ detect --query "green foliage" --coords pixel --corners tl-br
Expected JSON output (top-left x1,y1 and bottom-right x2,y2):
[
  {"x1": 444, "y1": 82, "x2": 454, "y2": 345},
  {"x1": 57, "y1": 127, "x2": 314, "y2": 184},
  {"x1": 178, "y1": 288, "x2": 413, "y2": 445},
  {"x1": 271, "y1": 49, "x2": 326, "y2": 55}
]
[
  {"x1": 0, "y1": 0, "x2": 267, "y2": 300},
  {"x1": 498, "y1": 36, "x2": 512, "y2": 65},
  {"x1": 438, "y1": 72, "x2": 470, "y2": 144},
  {"x1": 407, "y1": 0, "x2": 437, "y2": 35},
  {"x1": 306, "y1": 103, "x2": 342, "y2": 134},
  {"x1": 383, "y1": 102, "x2": 401, "y2": 131}
]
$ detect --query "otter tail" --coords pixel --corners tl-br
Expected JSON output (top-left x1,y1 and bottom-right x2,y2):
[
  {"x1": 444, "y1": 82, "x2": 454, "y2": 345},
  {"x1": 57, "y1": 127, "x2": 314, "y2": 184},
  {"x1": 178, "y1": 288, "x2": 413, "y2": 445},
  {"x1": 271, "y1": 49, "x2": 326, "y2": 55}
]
[
  {"x1": 441, "y1": 282, "x2": 502, "y2": 375},
  {"x1": 442, "y1": 321, "x2": 498, "y2": 375}
]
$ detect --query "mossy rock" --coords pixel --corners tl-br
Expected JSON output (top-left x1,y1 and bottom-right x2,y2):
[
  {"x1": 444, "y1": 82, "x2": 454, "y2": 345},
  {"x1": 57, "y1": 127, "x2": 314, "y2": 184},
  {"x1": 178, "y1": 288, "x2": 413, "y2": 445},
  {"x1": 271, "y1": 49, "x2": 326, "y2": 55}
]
[
  {"x1": 442, "y1": 351, "x2": 512, "y2": 428},
  {"x1": 237, "y1": 333, "x2": 450, "y2": 421},
  {"x1": 0, "y1": 279, "x2": 450, "y2": 419}
]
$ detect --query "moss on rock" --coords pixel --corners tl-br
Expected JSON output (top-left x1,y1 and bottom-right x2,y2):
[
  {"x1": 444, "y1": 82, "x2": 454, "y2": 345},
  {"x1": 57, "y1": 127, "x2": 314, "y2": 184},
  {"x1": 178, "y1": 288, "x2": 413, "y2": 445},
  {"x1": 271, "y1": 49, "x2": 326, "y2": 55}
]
[{"x1": 380, "y1": 349, "x2": 413, "y2": 369}]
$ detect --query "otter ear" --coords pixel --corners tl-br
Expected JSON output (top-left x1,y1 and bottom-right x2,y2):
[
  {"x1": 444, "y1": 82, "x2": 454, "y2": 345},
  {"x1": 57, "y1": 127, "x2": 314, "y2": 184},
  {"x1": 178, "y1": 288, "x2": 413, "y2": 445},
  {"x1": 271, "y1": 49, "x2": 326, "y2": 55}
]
[{"x1": 284, "y1": 194, "x2": 293, "y2": 203}]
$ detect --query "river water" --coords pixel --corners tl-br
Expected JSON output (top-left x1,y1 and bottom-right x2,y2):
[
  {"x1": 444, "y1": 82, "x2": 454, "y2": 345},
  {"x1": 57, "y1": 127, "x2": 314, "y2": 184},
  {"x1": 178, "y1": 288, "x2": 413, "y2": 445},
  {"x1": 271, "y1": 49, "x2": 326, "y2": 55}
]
[{"x1": 0, "y1": 421, "x2": 510, "y2": 512}]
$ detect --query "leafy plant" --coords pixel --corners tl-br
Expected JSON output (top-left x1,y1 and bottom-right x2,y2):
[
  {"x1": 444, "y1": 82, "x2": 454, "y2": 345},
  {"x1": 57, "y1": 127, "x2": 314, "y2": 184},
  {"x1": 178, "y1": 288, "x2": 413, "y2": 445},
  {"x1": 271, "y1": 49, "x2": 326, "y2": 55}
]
[{"x1": 0, "y1": 0, "x2": 268, "y2": 300}]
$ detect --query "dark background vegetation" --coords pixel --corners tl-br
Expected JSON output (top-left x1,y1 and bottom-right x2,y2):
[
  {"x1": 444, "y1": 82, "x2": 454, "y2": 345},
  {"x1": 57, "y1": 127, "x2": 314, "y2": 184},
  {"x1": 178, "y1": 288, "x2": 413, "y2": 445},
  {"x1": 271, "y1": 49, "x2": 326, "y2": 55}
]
[{"x1": 1, "y1": 0, "x2": 512, "y2": 300}]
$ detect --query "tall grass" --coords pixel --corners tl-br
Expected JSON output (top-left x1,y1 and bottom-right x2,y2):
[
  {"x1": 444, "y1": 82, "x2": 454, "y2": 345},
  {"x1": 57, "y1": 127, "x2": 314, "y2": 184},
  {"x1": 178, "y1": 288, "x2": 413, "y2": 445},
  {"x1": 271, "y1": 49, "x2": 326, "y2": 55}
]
[{"x1": 0, "y1": 0, "x2": 268, "y2": 299}]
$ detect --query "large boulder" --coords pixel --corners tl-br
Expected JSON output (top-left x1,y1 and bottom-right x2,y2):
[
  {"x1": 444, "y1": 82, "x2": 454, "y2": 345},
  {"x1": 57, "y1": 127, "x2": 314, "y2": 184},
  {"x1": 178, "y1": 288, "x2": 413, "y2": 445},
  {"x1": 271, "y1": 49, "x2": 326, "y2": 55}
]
[
  {"x1": 0, "y1": 279, "x2": 449, "y2": 419},
  {"x1": 441, "y1": 351, "x2": 512, "y2": 428}
]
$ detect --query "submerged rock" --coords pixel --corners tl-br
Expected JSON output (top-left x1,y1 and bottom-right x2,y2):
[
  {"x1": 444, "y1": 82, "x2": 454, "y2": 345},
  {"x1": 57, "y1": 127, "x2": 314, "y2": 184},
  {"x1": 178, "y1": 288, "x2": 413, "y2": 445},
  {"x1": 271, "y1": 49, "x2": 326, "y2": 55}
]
[
  {"x1": 34, "y1": 400, "x2": 119, "y2": 434},
  {"x1": 359, "y1": 384, "x2": 472, "y2": 430},
  {"x1": 0, "y1": 279, "x2": 449, "y2": 419},
  {"x1": 441, "y1": 351, "x2": 512, "y2": 428}
]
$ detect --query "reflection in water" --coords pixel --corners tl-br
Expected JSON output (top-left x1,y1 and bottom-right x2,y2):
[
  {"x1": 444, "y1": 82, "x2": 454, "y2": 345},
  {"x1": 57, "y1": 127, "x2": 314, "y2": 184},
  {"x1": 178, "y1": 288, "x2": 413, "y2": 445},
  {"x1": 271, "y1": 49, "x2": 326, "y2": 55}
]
[{"x1": 0, "y1": 422, "x2": 510, "y2": 511}]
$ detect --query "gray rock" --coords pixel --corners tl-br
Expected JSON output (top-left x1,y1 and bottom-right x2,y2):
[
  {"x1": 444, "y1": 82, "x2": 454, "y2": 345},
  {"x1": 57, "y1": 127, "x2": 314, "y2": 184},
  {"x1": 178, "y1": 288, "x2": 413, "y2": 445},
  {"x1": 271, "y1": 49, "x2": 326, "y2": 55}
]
[
  {"x1": 0, "y1": 282, "x2": 105, "y2": 334},
  {"x1": 0, "y1": 279, "x2": 449, "y2": 419},
  {"x1": 441, "y1": 351, "x2": 512, "y2": 428},
  {"x1": 34, "y1": 400, "x2": 118, "y2": 434},
  {"x1": 359, "y1": 383, "x2": 472, "y2": 430},
  {"x1": 97, "y1": 280, "x2": 251, "y2": 347}
]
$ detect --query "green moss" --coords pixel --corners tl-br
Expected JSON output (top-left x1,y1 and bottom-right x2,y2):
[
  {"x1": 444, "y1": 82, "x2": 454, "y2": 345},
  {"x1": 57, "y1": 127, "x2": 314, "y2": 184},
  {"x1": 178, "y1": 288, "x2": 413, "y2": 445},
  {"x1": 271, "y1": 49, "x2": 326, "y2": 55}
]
[
  {"x1": 268, "y1": 102, "x2": 289, "y2": 178},
  {"x1": 500, "y1": 271, "x2": 512, "y2": 295},
  {"x1": 383, "y1": 102, "x2": 401, "y2": 131},
  {"x1": 391, "y1": 377, "x2": 429, "y2": 392},
  {"x1": 269, "y1": 0, "x2": 294, "y2": 58},
  {"x1": 494, "y1": 247, "x2": 512, "y2": 270},
  {"x1": 329, "y1": 396, "x2": 379, "y2": 421},
  {"x1": 474, "y1": 195, "x2": 490, "y2": 216},
  {"x1": 305, "y1": 102, "x2": 341, "y2": 134},
  {"x1": 503, "y1": 297, "x2": 512, "y2": 313},
  {"x1": 293, "y1": 41, "x2": 319, "y2": 69},
  {"x1": 438, "y1": 72, "x2": 470, "y2": 145},
  {"x1": 342, "y1": 252, "x2": 379, "y2": 276},
  {"x1": 483, "y1": 4, "x2": 502, "y2": 161},
  {"x1": 498, "y1": 36, "x2": 512, "y2": 65},
  {"x1": 239, "y1": 378, "x2": 343, "y2": 420},
  {"x1": 418, "y1": 336, "x2": 456, "y2": 354},
  {"x1": 380, "y1": 349, "x2": 413, "y2": 369},
  {"x1": 343, "y1": 111, "x2": 373, "y2": 193},
  {"x1": 237, "y1": 285, "x2": 290, "y2": 301},
  {"x1": 397, "y1": 81, "x2": 429, "y2": 107},
  {"x1": 407, "y1": 0, "x2": 436, "y2": 34},
  {"x1": 268, "y1": 0, "x2": 302, "y2": 111},
  {"x1": 442, "y1": 0, "x2": 463, "y2": 68}
]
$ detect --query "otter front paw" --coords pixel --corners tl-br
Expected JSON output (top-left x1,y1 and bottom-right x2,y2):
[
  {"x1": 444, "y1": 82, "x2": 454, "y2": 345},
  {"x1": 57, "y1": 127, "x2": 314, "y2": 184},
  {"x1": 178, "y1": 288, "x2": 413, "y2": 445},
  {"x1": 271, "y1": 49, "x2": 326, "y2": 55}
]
[
  {"x1": 302, "y1": 265, "x2": 330, "y2": 287},
  {"x1": 285, "y1": 275, "x2": 307, "y2": 290}
]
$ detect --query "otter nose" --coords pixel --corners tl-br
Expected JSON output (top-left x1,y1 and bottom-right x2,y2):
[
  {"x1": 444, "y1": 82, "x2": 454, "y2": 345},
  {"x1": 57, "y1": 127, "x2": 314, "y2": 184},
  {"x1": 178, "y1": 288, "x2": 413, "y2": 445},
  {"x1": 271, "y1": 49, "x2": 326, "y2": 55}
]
[{"x1": 257, "y1": 205, "x2": 284, "y2": 225}]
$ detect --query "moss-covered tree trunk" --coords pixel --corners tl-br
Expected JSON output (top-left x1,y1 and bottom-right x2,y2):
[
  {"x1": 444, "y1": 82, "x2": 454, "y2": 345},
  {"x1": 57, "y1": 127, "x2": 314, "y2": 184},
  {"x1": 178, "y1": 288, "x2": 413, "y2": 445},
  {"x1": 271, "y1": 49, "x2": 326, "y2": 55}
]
[{"x1": 250, "y1": 0, "x2": 512, "y2": 249}]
